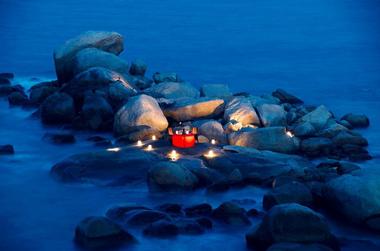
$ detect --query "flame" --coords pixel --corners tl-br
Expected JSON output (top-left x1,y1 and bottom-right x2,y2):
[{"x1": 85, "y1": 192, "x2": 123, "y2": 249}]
[
  {"x1": 145, "y1": 145, "x2": 153, "y2": 151},
  {"x1": 211, "y1": 139, "x2": 216, "y2": 145},
  {"x1": 137, "y1": 140, "x2": 143, "y2": 147},
  {"x1": 168, "y1": 150, "x2": 179, "y2": 161},
  {"x1": 204, "y1": 150, "x2": 216, "y2": 158},
  {"x1": 286, "y1": 131, "x2": 294, "y2": 137},
  {"x1": 107, "y1": 147, "x2": 121, "y2": 152},
  {"x1": 152, "y1": 135, "x2": 157, "y2": 141}
]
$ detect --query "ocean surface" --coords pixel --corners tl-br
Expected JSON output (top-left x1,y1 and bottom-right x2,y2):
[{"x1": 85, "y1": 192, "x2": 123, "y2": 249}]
[{"x1": 1, "y1": 0, "x2": 380, "y2": 250}]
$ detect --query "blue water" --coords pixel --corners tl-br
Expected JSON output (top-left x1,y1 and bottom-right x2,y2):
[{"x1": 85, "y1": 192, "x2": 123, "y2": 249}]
[{"x1": 1, "y1": 0, "x2": 380, "y2": 250}]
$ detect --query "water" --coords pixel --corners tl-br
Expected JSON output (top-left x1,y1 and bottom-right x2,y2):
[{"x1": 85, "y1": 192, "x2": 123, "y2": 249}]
[{"x1": 1, "y1": 0, "x2": 380, "y2": 250}]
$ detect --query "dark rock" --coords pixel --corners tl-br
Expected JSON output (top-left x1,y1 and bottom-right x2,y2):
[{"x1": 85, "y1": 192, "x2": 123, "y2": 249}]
[
  {"x1": 337, "y1": 162, "x2": 360, "y2": 175},
  {"x1": 185, "y1": 203, "x2": 213, "y2": 217},
  {"x1": 0, "y1": 85, "x2": 24, "y2": 96},
  {"x1": 300, "y1": 137, "x2": 333, "y2": 156},
  {"x1": 296, "y1": 105, "x2": 332, "y2": 131},
  {"x1": 126, "y1": 209, "x2": 171, "y2": 226},
  {"x1": 247, "y1": 208, "x2": 260, "y2": 217},
  {"x1": 153, "y1": 72, "x2": 180, "y2": 84},
  {"x1": 256, "y1": 104, "x2": 287, "y2": 127},
  {"x1": 212, "y1": 202, "x2": 250, "y2": 225},
  {"x1": 228, "y1": 168, "x2": 243, "y2": 185},
  {"x1": 272, "y1": 89, "x2": 303, "y2": 104},
  {"x1": 195, "y1": 217, "x2": 213, "y2": 229},
  {"x1": 157, "y1": 203, "x2": 183, "y2": 215},
  {"x1": 206, "y1": 180, "x2": 230, "y2": 193},
  {"x1": 106, "y1": 205, "x2": 150, "y2": 221},
  {"x1": 341, "y1": 113, "x2": 369, "y2": 128},
  {"x1": 129, "y1": 59, "x2": 147, "y2": 76},
  {"x1": 143, "y1": 220, "x2": 179, "y2": 237},
  {"x1": 75, "y1": 216, "x2": 134, "y2": 249},
  {"x1": 200, "y1": 84, "x2": 231, "y2": 98},
  {"x1": 0, "y1": 72, "x2": 14, "y2": 80},
  {"x1": 267, "y1": 242, "x2": 334, "y2": 251},
  {"x1": 8, "y1": 92, "x2": 29, "y2": 106},
  {"x1": 0, "y1": 77, "x2": 11, "y2": 85},
  {"x1": 263, "y1": 182, "x2": 313, "y2": 210},
  {"x1": 175, "y1": 219, "x2": 204, "y2": 234},
  {"x1": 293, "y1": 121, "x2": 316, "y2": 137},
  {"x1": 43, "y1": 133, "x2": 76, "y2": 144},
  {"x1": 29, "y1": 85, "x2": 59, "y2": 105},
  {"x1": 0, "y1": 144, "x2": 15, "y2": 155},
  {"x1": 40, "y1": 93, "x2": 75, "y2": 124},
  {"x1": 332, "y1": 131, "x2": 368, "y2": 146},
  {"x1": 81, "y1": 94, "x2": 114, "y2": 130},
  {"x1": 86, "y1": 135, "x2": 112, "y2": 147}
]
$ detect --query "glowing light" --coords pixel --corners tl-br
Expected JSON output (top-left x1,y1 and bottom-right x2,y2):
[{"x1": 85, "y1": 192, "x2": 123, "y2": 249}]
[
  {"x1": 168, "y1": 150, "x2": 179, "y2": 161},
  {"x1": 152, "y1": 135, "x2": 157, "y2": 141},
  {"x1": 204, "y1": 150, "x2": 216, "y2": 158},
  {"x1": 145, "y1": 144, "x2": 153, "y2": 151},
  {"x1": 107, "y1": 147, "x2": 121, "y2": 152},
  {"x1": 137, "y1": 140, "x2": 143, "y2": 147},
  {"x1": 211, "y1": 139, "x2": 216, "y2": 145},
  {"x1": 286, "y1": 131, "x2": 294, "y2": 138}
]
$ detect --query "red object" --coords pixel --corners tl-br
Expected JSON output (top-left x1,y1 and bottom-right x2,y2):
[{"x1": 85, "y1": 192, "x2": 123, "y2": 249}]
[{"x1": 172, "y1": 133, "x2": 195, "y2": 148}]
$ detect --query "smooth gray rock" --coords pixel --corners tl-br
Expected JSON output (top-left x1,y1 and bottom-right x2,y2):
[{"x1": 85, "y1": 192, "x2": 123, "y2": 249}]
[
  {"x1": 193, "y1": 119, "x2": 227, "y2": 144},
  {"x1": 224, "y1": 97, "x2": 260, "y2": 126},
  {"x1": 293, "y1": 121, "x2": 316, "y2": 137},
  {"x1": 341, "y1": 113, "x2": 370, "y2": 128},
  {"x1": 40, "y1": 92, "x2": 75, "y2": 124},
  {"x1": 256, "y1": 104, "x2": 287, "y2": 127},
  {"x1": 200, "y1": 84, "x2": 231, "y2": 98},
  {"x1": 114, "y1": 94, "x2": 168, "y2": 136},
  {"x1": 296, "y1": 105, "x2": 332, "y2": 131},
  {"x1": 54, "y1": 31, "x2": 123, "y2": 83},
  {"x1": 145, "y1": 81, "x2": 199, "y2": 100}
]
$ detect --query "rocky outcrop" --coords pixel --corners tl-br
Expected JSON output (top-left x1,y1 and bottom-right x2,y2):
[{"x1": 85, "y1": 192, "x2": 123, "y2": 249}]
[
  {"x1": 224, "y1": 97, "x2": 260, "y2": 126},
  {"x1": 296, "y1": 105, "x2": 332, "y2": 132},
  {"x1": 193, "y1": 119, "x2": 227, "y2": 144},
  {"x1": 256, "y1": 104, "x2": 287, "y2": 127},
  {"x1": 40, "y1": 92, "x2": 75, "y2": 124},
  {"x1": 129, "y1": 59, "x2": 147, "y2": 76},
  {"x1": 144, "y1": 81, "x2": 199, "y2": 100},
  {"x1": 341, "y1": 113, "x2": 369, "y2": 128}
]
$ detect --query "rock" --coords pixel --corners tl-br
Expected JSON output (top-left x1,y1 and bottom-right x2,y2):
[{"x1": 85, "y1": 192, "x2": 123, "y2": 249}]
[
  {"x1": 196, "y1": 217, "x2": 213, "y2": 229},
  {"x1": 126, "y1": 209, "x2": 171, "y2": 226},
  {"x1": 145, "y1": 81, "x2": 199, "y2": 100},
  {"x1": 247, "y1": 208, "x2": 260, "y2": 217},
  {"x1": 143, "y1": 220, "x2": 179, "y2": 237},
  {"x1": 323, "y1": 171, "x2": 380, "y2": 231},
  {"x1": 256, "y1": 104, "x2": 287, "y2": 127},
  {"x1": 228, "y1": 168, "x2": 243, "y2": 184},
  {"x1": 8, "y1": 92, "x2": 29, "y2": 106},
  {"x1": 153, "y1": 72, "x2": 180, "y2": 83},
  {"x1": 29, "y1": 85, "x2": 59, "y2": 105},
  {"x1": 267, "y1": 243, "x2": 334, "y2": 251},
  {"x1": 40, "y1": 93, "x2": 75, "y2": 124},
  {"x1": 315, "y1": 123, "x2": 348, "y2": 138},
  {"x1": 86, "y1": 135, "x2": 112, "y2": 147},
  {"x1": 200, "y1": 84, "x2": 231, "y2": 98},
  {"x1": 206, "y1": 180, "x2": 230, "y2": 193},
  {"x1": 164, "y1": 97, "x2": 224, "y2": 122},
  {"x1": 296, "y1": 106, "x2": 332, "y2": 131},
  {"x1": 157, "y1": 203, "x2": 183, "y2": 215},
  {"x1": 107, "y1": 81, "x2": 135, "y2": 109},
  {"x1": 51, "y1": 148, "x2": 161, "y2": 185},
  {"x1": 224, "y1": 120, "x2": 243, "y2": 133},
  {"x1": 0, "y1": 85, "x2": 24, "y2": 97},
  {"x1": 341, "y1": 113, "x2": 369, "y2": 128},
  {"x1": 248, "y1": 95, "x2": 280, "y2": 107},
  {"x1": 0, "y1": 72, "x2": 14, "y2": 80},
  {"x1": 75, "y1": 216, "x2": 133, "y2": 249},
  {"x1": 0, "y1": 77, "x2": 11, "y2": 85},
  {"x1": 174, "y1": 219, "x2": 204, "y2": 234},
  {"x1": 300, "y1": 137, "x2": 333, "y2": 156},
  {"x1": 61, "y1": 67, "x2": 137, "y2": 102},
  {"x1": 224, "y1": 97, "x2": 261, "y2": 126},
  {"x1": 119, "y1": 125, "x2": 162, "y2": 142},
  {"x1": 43, "y1": 133, "x2": 76, "y2": 144},
  {"x1": 337, "y1": 161, "x2": 360, "y2": 175},
  {"x1": 197, "y1": 135, "x2": 209, "y2": 143},
  {"x1": 129, "y1": 59, "x2": 147, "y2": 76},
  {"x1": 54, "y1": 31, "x2": 123, "y2": 83},
  {"x1": 127, "y1": 75, "x2": 153, "y2": 90},
  {"x1": 72, "y1": 47, "x2": 129, "y2": 76},
  {"x1": 338, "y1": 119, "x2": 352, "y2": 129},
  {"x1": 193, "y1": 119, "x2": 227, "y2": 144},
  {"x1": 81, "y1": 94, "x2": 114, "y2": 130},
  {"x1": 229, "y1": 127, "x2": 300, "y2": 154},
  {"x1": 114, "y1": 94, "x2": 168, "y2": 136},
  {"x1": 332, "y1": 131, "x2": 368, "y2": 146},
  {"x1": 106, "y1": 205, "x2": 151, "y2": 221},
  {"x1": 0, "y1": 144, "x2": 14, "y2": 155},
  {"x1": 212, "y1": 202, "x2": 250, "y2": 225},
  {"x1": 272, "y1": 89, "x2": 303, "y2": 104},
  {"x1": 293, "y1": 122, "x2": 316, "y2": 137},
  {"x1": 263, "y1": 182, "x2": 313, "y2": 210},
  {"x1": 147, "y1": 161, "x2": 199, "y2": 192},
  {"x1": 245, "y1": 203, "x2": 337, "y2": 250},
  {"x1": 185, "y1": 203, "x2": 213, "y2": 217}
]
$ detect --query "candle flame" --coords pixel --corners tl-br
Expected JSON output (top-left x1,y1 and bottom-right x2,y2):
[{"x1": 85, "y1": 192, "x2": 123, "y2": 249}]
[
  {"x1": 137, "y1": 140, "x2": 143, "y2": 146},
  {"x1": 107, "y1": 147, "x2": 121, "y2": 152},
  {"x1": 211, "y1": 139, "x2": 216, "y2": 145},
  {"x1": 168, "y1": 150, "x2": 179, "y2": 161},
  {"x1": 204, "y1": 150, "x2": 216, "y2": 158},
  {"x1": 145, "y1": 144, "x2": 153, "y2": 151},
  {"x1": 286, "y1": 131, "x2": 294, "y2": 137},
  {"x1": 152, "y1": 135, "x2": 157, "y2": 141}
]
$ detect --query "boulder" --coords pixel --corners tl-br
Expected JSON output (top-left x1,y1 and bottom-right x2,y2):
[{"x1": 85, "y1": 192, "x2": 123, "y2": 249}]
[
  {"x1": 29, "y1": 85, "x2": 59, "y2": 105},
  {"x1": 256, "y1": 104, "x2": 286, "y2": 127},
  {"x1": 143, "y1": 220, "x2": 179, "y2": 237},
  {"x1": 54, "y1": 31, "x2": 123, "y2": 83},
  {"x1": 164, "y1": 97, "x2": 224, "y2": 122},
  {"x1": 106, "y1": 205, "x2": 151, "y2": 221},
  {"x1": 228, "y1": 127, "x2": 300, "y2": 154},
  {"x1": 293, "y1": 121, "x2": 316, "y2": 137},
  {"x1": 147, "y1": 161, "x2": 199, "y2": 192},
  {"x1": 75, "y1": 216, "x2": 133, "y2": 249},
  {"x1": 0, "y1": 78, "x2": 11, "y2": 85},
  {"x1": 144, "y1": 81, "x2": 199, "y2": 100},
  {"x1": 153, "y1": 72, "x2": 180, "y2": 83},
  {"x1": 129, "y1": 59, "x2": 147, "y2": 76},
  {"x1": 267, "y1": 243, "x2": 334, "y2": 251},
  {"x1": 0, "y1": 85, "x2": 24, "y2": 97},
  {"x1": 72, "y1": 47, "x2": 129, "y2": 76},
  {"x1": 248, "y1": 95, "x2": 280, "y2": 107},
  {"x1": 341, "y1": 113, "x2": 369, "y2": 128},
  {"x1": 43, "y1": 133, "x2": 76, "y2": 144},
  {"x1": 272, "y1": 89, "x2": 303, "y2": 104},
  {"x1": 107, "y1": 81, "x2": 135, "y2": 109},
  {"x1": 315, "y1": 122, "x2": 348, "y2": 138},
  {"x1": 114, "y1": 94, "x2": 168, "y2": 136},
  {"x1": 51, "y1": 148, "x2": 161, "y2": 185},
  {"x1": 174, "y1": 219, "x2": 205, "y2": 234},
  {"x1": 245, "y1": 203, "x2": 337, "y2": 250},
  {"x1": 0, "y1": 72, "x2": 14, "y2": 80},
  {"x1": 119, "y1": 125, "x2": 162, "y2": 142},
  {"x1": 185, "y1": 203, "x2": 213, "y2": 217},
  {"x1": 263, "y1": 182, "x2": 313, "y2": 210},
  {"x1": 40, "y1": 93, "x2": 75, "y2": 124},
  {"x1": 126, "y1": 209, "x2": 171, "y2": 226},
  {"x1": 296, "y1": 106, "x2": 332, "y2": 132},
  {"x1": 8, "y1": 92, "x2": 29, "y2": 106},
  {"x1": 81, "y1": 94, "x2": 114, "y2": 130},
  {"x1": 300, "y1": 137, "x2": 333, "y2": 156},
  {"x1": 224, "y1": 97, "x2": 260, "y2": 126},
  {"x1": 200, "y1": 84, "x2": 231, "y2": 98},
  {"x1": 193, "y1": 119, "x2": 227, "y2": 144},
  {"x1": 0, "y1": 144, "x2": 14, "y2": 155},
  {"x1": 212, "y1": 202, "x2": 250, "y2": 225},
  {"x1": 332, "y1": 131, "x2": 368, "y2": 146}
]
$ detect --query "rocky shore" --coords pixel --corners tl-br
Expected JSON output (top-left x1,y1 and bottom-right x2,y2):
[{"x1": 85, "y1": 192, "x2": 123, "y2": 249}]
[{"x1": 0, "y1": 31, "x2": 378, "y2": 250}]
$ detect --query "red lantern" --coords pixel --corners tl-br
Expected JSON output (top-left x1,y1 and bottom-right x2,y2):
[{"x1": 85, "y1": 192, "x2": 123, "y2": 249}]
[{"x1": 168, "y1": 127, "x2": 197, "y2": 148}]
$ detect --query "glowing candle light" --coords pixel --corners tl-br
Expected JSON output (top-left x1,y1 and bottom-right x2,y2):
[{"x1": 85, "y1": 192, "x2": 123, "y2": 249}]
[
  {"x1": 137, "y1": 140, "x2": 143, "y2": 147},
  {"x1": 151, "y1": 135, "x2": 157, "y2": 141},
  {"x1": 204, "y1": 150, "x2": 216, "y2": 158},
  {"x1": 211, "y1": 139, "x2": 216, "y2": 145},
  {"x1": 286, "y1": 131, "x2": 294, "y2": 138},
  {"x1": 145, "y1": 144, "x2": 153, "y2": 151},
  {"x1": 168, "y1": 150, "x2": 179, "y2": 161},
  {"x1": 107, "y1": 147, "x2": 121, "y2": 152}
]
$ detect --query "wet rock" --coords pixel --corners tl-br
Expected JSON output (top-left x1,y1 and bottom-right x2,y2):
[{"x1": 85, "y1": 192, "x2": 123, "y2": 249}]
[
  {"x1": 193, "y1": 119, "x2": 227, "y2": 144},
  {"x1": 248, "y1": 95, "x2": 280, "y2": 107},
  {"x1": 228, "y1": 168, "x2": 243, "y2": 185},
  {"x1": 212, "y1": 202, "x2": 250, "y2": 225},
  {"x1": 272, "y1": 89, "x2": 303, "y2": 104},
  {"x1": 145, "y1": 81, "x2": 199, "y2": 100},
  {"x1": 293, "y1": 121, "x2": 316, "y2": 137},
  {"x1": 126, "y1": 209, "x2": 171, "y2": 226},
  {"x1": 51, "y1": 148, "x2": 161, "y2": 185},
  {"x1": 147, "y1": 161, "x2": 199, "y2": 192},
  {"x1": 185, "y1": 203, "x2": 213, "y2": 217},
  {"x1": 87, "y1": 135, "x2": 112, "y2": 147},
  {"x1": 332, "y1": 131, "x2": 368, "y2": 146},
  {"x1": 315, "y1": 122, "x2": 348, "y2": 138},
  {"x1": 81, "y1": 94, "x2": 114, "y2": 130},
  {"x1": 75, "y1": 216, "x2": 134, "y2": 249},
  {"x1": 127, "y1": 75, "x2": 153, "y2": 90},
  {"x1": 43, "y1": 133, "x2": 76, "y2": 144},
  {"x1": 341, "y1": 113, "x2": 369, "y2": 128},
  {"x1": 129, "y1": 59, "x2": 147, "y2": 76},
  {"x1": 267, "y1": 243, "x2": 334, "y2": 251},
  {"x1": 114, "y1": 94, "x2": 168, "y2": 136},
  {"x1": 0, "y1": 144, "x2": 14, "y2": 155},
  {"x1": 224, "y1": 97, "x2": 261, "y2": 126},
  {"x1": 0, "y1": 77, "x2": 11, "y2": 85},
  {"x1": 200, "y1": 84, "x2": 231, "y2": 98},
  {"x1": 143, "y1": 220, "x2": 179, "y2": 237},
  {"x1": 72, "y1": 47, "x2": 129, "y2": 76},
  {"x1": 229, "y1": 127, "x2": 300, "y2": 154},
  {"x1": 175, "y1": 219, "x2": 204, "y2": 234},
  {"x1": 40, "y1": 93, "x2": 75, "y2": 124},
  {"x1": 29, "y1": 85, "x2": 59, "y2": 105},
  {"x1": 296, "y1": 105, "x2": 332, "y2": 131},
  {"x1": 256, "y1": 104, "x2": 287, "y2": 127},
  {"x1": 263, "y1": 182, "x2": 313, "y2": 210},
  {"x1": 164, "y1": 97, "x2": 225, "y2": 121},
  {"x1": 107, "y1": 80, "x2": 135, "y2": 109},
  {"x1": 8, "y1": 92, "x2": 29, "y2": 106},
  {"x1": 0, "y1": 72, "x2": 14, "y2": 80},
  {"x1": 300, "y1": 137, "x2": 333, "y2": 157},
  {"x1": 54, "y1": 31, "x2": 123, "y2": 83},
  {"x1": 153, "y1": 72, "x2": 180, "y2": 84},
  {"x1": 245, "y1": 203, "x2": 337, "y2": 251},
  {"x1": 106, "y1": 205, "x2": 151, "y2": 221}
]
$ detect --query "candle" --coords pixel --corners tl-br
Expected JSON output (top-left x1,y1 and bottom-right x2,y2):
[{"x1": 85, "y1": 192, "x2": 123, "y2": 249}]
[
  {"x1": 204, "y1": 150, "x2": 216, "y2": 158},
  {"x1": 286, "y1": 131, "x2": 294, "y2": 138},
  {"x1": 168, "y1": 150, "x2": 179, "y2": 161},
  {"x1": 152, "y1": 135, "x2": 157, "y2": 141},
  {"x1": 145, "y1": 144, "x2": 153, "y2": 151},
  {"x1": 137, "y1": 140, "x2": 143, "y2": 146},
  {"x1": 211, "y1": 139, "x2": 216, "y2": 145},
  {"x1": 107, "y1": 147, "x2": 121, "y2": 152}
]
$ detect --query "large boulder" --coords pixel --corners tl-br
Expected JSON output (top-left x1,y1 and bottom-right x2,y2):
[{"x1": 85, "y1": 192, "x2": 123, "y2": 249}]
[
  {"x1": 72, "y1": 48, "x2": 129, "y2": 76},
  {"x1": 332, "y1": 131, "x2": 368, "y2": 146},
  {"x1": 81, "y1": 94, "x2": 114, "y2": 130},
  {"x1": 8, "y1": 92, "x2": 29, "y2": 106},
  {"x1": 147, "y1": 161, "x2": 199, "y2": 192},
  {"x1": 50, "y1": 148, "x2": 161, "y2": 185},
  {"x1": 200, "y1": 84, "x2": 231, "y2": 98},
  {"x1": 245, "y1": 203, "x2": 337, "y2": 250},
  {"x1": 341, "y1": 113, "x2": 369, "y2": 128},
  {"x1": 193, "y1": 119, "x2": 227, "y2": 144},
  {"x1": 54, "y1": 31, "x2": 123, "y2": 83},
  {"x1": 114, "y1": 94, "x2": 168, "y2": 136},
  {"x1": 256, "y1": 104, "x2": 287, "y2": 127},
  {"x1": 272, "y1": 89, "x2": 303, "y2": 104},
  {"x1": 212, "y1": 202, "x2": 250, "y2": 225},
  {"x1": 129, "y1": 59, "x2": 147, "y2": 76},
  {"x1": 75, "y1": 216, "x2": 134, "y2": 249},
  {"x1": 323, "y1": 171, "x2": 380, "y2": 231},
  {"x1": 300, "y1": 137, "x2": 333, "y2": 157},
  {"x1": 164, "y1": 97, "x2": 224, "y2": 122},
  {"x1": 224, "y1": 97, "x2": 261, "y2": 126},
  {"x1": 40, "y1": 92, "x2": 75, "y2": 124},
  {"x1": 229, "y1": 127, "x2": 300, "y2": 154},
  {"x1": 296, "y1": 106, "x2": 332, "y2": 132},
  {"x1": 144, "y1": 81, "x2": 199, "y2": 100},
  {"x1": 29, "y1": 84, "x2": 59, "y2": 105}
]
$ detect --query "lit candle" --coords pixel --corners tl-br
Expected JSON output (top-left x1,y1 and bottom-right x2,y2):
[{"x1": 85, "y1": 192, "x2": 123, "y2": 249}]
[
  {"x1": 211, "y1": 139, "x2": 216, "y2": 145},
  {"x1": 168, "y1": 150, "x2": 179, "y2": 161},
  {"x1": 145, "y1": 144, "x2": 153, "y2": 151},
  {"x1": 152, "y1": 135, "x2": 157, "y2": 141},
  {"x1": 137, "y1": 140, "x2": 143, "y2": 147},
  {"x1": 204, "y1": 150, "x2": 216, "y2": 158},
  {"x1": 286, "y1": 131, "x2": 294, "y2": 137},
  {"x1": 107, "y1": 147, "x2": 121, "y2": 152}
]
